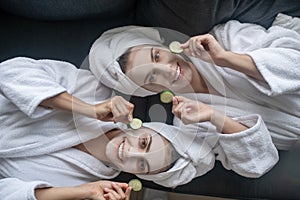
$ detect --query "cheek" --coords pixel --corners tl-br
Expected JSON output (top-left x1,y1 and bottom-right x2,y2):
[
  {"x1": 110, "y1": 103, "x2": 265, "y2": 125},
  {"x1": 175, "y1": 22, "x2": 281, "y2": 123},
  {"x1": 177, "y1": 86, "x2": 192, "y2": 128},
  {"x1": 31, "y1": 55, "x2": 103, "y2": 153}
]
[
  {"x1": 126, "y1": 70, "x2": 147, "y2": 87},
  {"x1": 119, "y1": 161, "x2": 139, "y2": 173}
]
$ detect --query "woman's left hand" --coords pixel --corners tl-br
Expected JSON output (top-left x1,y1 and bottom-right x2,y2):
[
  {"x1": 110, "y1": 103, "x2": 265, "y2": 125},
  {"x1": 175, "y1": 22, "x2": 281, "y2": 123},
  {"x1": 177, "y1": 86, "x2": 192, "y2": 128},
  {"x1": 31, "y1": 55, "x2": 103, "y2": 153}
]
[
  {"x1": 172, "y1": 96, "x2": 213, "y2": 124},
  {"x1": 181, "y1": 34, "x2": 227, "y2": 65},
  {"x1": 181, "y1": 34, "x2": 265, "y2": 81}
]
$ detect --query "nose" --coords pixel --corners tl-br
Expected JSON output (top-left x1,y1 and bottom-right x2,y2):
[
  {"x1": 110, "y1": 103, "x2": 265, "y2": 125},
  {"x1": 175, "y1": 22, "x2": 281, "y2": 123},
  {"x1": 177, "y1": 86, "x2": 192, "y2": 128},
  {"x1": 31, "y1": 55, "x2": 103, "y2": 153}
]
[
  {"x1": 124, "y1": 146, "x2": 142, "y2": 159},
  {"x1": 157, "y1": 63, "x2": 175, "y2": 76},
  {"x1": 161, "y1": 63, "x2": 178, "y2": 83}
]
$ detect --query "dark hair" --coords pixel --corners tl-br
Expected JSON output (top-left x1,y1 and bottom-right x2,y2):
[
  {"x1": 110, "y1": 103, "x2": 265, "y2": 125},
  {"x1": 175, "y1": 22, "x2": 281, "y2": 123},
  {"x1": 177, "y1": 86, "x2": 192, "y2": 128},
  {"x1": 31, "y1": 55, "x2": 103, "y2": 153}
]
[{"x1": 117, "y1": 47, "x2": 133, "y2": 73}]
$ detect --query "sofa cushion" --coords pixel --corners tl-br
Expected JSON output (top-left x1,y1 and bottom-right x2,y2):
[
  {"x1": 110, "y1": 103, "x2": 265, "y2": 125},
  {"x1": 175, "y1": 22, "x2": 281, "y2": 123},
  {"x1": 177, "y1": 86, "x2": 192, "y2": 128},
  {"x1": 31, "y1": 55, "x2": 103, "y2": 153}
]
[
  {"x1": 0, "y1": 0, "x2": 137, "y2": 20},
  {"x1": 135, "y1": 0, "x2": 300, "y2": 36}
]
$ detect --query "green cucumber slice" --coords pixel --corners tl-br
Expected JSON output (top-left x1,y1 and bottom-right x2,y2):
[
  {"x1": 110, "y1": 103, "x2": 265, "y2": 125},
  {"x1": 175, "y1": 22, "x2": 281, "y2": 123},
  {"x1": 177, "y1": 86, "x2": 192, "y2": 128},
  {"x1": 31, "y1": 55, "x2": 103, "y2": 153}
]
[
  {"x1": 169, "y1": 41, "x2": 183, "y2": 54},
  {"x1": 129, "y1": 118, "x2": 143, "y2": 129},
  {"x1": 128, "y1": 179, "x2": 142, "y2": 192},
  {"x1": 160, "y1": 90, "x2": 175, "y2": 104}
]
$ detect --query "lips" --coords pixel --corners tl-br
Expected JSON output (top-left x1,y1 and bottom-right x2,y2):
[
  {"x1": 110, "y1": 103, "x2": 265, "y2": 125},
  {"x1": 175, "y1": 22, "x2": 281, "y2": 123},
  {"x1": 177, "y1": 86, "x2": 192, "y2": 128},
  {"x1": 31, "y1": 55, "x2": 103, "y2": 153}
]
[
  {"x1": 118, "y1": 140, "x2": 124, "y2": 162},
  {"x1": 174, "y1": 62, "x2": 183, "y2": 82},
  {"x1": 175, "y1": 65, "x2": 180, "y2": 81}
]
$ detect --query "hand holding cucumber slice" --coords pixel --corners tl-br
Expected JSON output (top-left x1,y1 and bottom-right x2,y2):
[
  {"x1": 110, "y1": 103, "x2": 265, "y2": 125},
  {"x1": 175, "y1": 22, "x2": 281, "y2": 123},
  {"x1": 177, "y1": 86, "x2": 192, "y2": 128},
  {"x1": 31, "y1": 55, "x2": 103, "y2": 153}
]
[
  {"x1": 169, "y1": 41, "x2": 183, "y2": 54},
  {"x1": 128, "y1": 179, "x2": 142, "y2": 192},
  {"x1": 129, "y1": 118, "x2": 143, "y2": 129},
  {"x1": 160, "y1": 90, "x2": 175, "y2": 104}
]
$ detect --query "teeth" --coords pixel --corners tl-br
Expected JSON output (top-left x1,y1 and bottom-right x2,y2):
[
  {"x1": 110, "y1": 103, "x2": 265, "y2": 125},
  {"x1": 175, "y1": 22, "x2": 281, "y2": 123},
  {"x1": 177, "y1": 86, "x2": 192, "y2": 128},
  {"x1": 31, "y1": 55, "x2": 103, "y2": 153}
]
[
  {"x1": 175, "y1": 65, "x2": 181, "y2": 81},
  {"x1": 118, "y1": 142, "x2": 124, "y2": 161}
]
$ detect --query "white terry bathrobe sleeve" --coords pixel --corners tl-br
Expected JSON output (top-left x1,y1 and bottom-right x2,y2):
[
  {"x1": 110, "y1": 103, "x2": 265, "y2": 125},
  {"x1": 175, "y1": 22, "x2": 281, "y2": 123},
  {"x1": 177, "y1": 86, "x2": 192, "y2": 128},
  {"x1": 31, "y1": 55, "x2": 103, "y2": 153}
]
[
  {"x1": 212, "y1": 20, "x2": 300, "y2": 96},
  {"x1": 0, "y1": 57, "x2": 77, "y2": 118},
  {"x1": 0, "y1": 177, "x2": 52, "y2": 200},
  {"x1": 214, "y1": 114, "x2": 278, "y2": 178}
]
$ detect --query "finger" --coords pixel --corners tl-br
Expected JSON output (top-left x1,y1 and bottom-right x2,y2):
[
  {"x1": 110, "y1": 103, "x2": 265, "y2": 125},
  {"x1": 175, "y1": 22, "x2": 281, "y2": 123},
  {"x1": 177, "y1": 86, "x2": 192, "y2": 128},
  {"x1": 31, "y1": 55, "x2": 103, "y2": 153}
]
[
  {"x1": 111, "y1": 102, "x2": 126, "y2": 123},
  {"x1": 104, "y1": 192, "x2": 117, "y2": 200},
  {"x1": 173, "y1": 102, "x2": 185, "y2": 118},
  {"x1": 111, "y1": 182, "x2": 126, "y2": 199},
  {"x1": 104, "y1": 188, "x2": 119, "y2": 200},
  {"x1": 114, "y1": 182, "x2": 129, "y2": 189},
  {"x1": 174, "y1": 96, "x2": 185, "y2": 103},
  {"x1": 195, "y1": 41, "x2": 205, "y2": 52},
  {"x1": 180, "y1": 40, "x2": 189, "y2": 49},
  {"x1": 114, "y1": 99, "x2": 133, "y2": 123},
  {"x1": 172, "y1": 96, "x2": 179, "y2": 113},
  {"x1": 189, "y1": 39, "x2": 196, "y2": 57},
  {"x1": 127, "y1": 103, "x2": 134, "y2": 122},
  {"x1": 125, "y1": 187, "x2": 132, "y2": 200}
]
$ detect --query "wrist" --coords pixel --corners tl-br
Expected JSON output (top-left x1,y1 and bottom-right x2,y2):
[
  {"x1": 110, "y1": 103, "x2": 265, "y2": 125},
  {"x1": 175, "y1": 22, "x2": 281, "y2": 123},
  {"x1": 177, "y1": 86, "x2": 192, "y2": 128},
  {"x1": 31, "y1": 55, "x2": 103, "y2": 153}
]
[
  {"x1": 214, "y1": 50, "x2": 232, "y2": 67},
  {"x1": 210, "y1": 110, "x2": 225, "y2": 131},
  {"x1": 35, "y1": 187, "x2": 84, "y2": 200}
]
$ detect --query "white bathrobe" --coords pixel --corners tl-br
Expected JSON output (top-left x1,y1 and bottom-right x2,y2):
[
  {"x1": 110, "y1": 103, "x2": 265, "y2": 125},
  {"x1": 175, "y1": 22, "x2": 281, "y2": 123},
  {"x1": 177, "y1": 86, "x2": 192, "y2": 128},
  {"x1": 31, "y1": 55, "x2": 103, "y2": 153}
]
[
  {"x1": 0, "y1": 56, "x2": 278, "y2": 198},
  {"x1": 0, "y1": 58, "x2": 120, "y2": 199},
  {"x1": 203, "y1": 20, "x2": 300, "y2": 150}
]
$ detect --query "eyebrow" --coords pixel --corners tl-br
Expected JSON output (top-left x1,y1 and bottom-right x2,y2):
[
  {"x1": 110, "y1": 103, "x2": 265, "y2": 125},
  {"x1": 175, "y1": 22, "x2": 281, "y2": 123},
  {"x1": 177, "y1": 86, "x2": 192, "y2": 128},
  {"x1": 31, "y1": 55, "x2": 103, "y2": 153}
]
[
  {"x1": 146, "y1": 135, "x2": 152, "y2": 153},
  {"x1": 145, "y1": 135, "x2": 152, "y2": 173},
  {"x1": 143, "y1": 48, "x2": 155, "y2": 84},
  {"x1": 145, "y1": 160, "x2": 150, "y2": 174}
]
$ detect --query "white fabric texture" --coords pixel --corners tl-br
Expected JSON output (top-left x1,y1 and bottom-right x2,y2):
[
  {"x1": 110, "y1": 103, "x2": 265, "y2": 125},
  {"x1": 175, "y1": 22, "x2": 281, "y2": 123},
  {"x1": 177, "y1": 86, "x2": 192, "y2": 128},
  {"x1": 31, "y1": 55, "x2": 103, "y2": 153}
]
[
  {"x1": 272, "y1": 13, "x2": 300, "y2": 34},
  {"x1": 0, "y1": 178, "x2": 52, "y2": 200}
]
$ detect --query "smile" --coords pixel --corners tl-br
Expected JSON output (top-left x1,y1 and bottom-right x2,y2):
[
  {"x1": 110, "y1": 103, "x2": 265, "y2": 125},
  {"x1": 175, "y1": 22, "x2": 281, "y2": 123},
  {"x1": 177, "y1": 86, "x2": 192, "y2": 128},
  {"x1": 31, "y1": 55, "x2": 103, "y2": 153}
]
[
  {"x1": 118, "y1": 141, "x2": 124, "y2": 161},
  {"x1": 175, "y1": 63, "x2": 181, "y2": 81}
]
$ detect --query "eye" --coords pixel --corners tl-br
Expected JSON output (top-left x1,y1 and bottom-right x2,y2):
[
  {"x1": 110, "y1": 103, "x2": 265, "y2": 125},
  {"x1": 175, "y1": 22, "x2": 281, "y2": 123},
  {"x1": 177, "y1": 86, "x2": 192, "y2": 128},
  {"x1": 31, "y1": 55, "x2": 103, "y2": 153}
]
[
  {"x1": 154, "y1": 51, "x2": 160, "y2": 62},
  {"x1": 149, "y1": 74, "x2": 155, "y2": 83},
  {"x1": 139, "y1": 138, "x2": 147, "y2": 149},
  {"x1": 138, "y1": 158, "x2": 146, "y2": 171}
]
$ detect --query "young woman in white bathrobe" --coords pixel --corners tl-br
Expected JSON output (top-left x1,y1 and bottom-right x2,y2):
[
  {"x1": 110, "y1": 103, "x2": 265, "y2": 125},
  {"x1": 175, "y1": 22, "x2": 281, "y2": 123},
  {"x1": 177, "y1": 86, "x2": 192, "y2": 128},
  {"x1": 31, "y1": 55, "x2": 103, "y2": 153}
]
[
  {"x1": 89, "y1": 17, "x2": 300, "y2": 151},
  {"x1": 0, "y1": 58, "x2": 184, "y2": 200}
]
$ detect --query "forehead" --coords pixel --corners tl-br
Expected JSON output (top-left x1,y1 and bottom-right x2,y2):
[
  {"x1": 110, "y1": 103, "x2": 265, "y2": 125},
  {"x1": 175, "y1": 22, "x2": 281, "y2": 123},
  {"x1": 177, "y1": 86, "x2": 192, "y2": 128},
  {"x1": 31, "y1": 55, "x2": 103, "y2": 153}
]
[
  {"x1": 131, "y1": 127, "x2": 172, "y2": 171},
  {"x1": 127, "y1": 45, "x2": 168, "y2": 69},
  {"x1": 128, "y1": 46, "x2": 151, "y2": 68}
]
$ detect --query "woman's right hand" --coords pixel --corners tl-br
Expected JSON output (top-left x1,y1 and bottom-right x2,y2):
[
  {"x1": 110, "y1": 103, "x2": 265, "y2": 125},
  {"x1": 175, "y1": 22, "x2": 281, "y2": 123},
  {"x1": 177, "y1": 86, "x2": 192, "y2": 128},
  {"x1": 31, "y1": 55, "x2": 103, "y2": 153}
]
[
  {"x1": 35, "y1": 180, "x2": 132, "y2": 200},
  {"x1": 95, "y1": 96, "x2": 134, "y2": 124},
  {"x1": 172, "y1": 96, "x2": 248, "y2": 134},
  {"x1": 172, "y1": 96, "x2": 213, "y2": 124},
  {"x1": 78, "y1": 181, "x2": 131, "y2": 200}
]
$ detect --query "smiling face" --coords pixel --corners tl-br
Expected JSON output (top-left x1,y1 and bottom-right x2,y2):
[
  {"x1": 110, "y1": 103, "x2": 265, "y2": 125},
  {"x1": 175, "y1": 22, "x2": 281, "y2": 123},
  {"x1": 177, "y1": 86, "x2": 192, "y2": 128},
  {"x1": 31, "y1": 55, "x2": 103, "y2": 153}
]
[
  {"x1": 124, "y1": 45, "x2": 195, "y2": 93},
  {"x1": 105, "y1": 127, "x2": 174, "y2": 174}
]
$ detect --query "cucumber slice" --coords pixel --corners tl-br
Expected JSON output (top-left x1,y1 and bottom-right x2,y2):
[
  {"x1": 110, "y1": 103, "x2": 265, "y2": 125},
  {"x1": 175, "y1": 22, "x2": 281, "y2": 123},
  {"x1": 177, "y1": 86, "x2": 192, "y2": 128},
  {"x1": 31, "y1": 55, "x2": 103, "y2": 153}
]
[
  {"x1": 169, "y1": 41, "x2": 183, "y2": 54},
  {"x1": 128, "y1": 179, "x2": 142, "y2": 192},
  {"x1": 129, "y1": 118, "x2": 143, "y2": 130},
  {"x1": 160, "y1": 90, "x2": 174, "y2": 104}
]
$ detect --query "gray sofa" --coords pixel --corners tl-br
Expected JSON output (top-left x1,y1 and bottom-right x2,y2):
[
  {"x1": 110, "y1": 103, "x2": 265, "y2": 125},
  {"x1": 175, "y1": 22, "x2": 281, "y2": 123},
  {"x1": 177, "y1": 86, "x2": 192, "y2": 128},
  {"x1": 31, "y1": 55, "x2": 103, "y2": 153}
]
[{"x1": 1, "y1": 0, "x2": 300, "y2": 199}]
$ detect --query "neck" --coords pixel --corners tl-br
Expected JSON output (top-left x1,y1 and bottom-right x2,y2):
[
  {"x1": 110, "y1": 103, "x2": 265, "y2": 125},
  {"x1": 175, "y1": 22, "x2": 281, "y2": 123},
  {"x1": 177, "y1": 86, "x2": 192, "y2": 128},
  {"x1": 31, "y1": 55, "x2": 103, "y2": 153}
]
[
  {"x1": 74, "y1": 129, "x2": 121, "y2": 162},
  {"x1": 188, "y1": 62, "x2": 209, "y2": 93}
]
